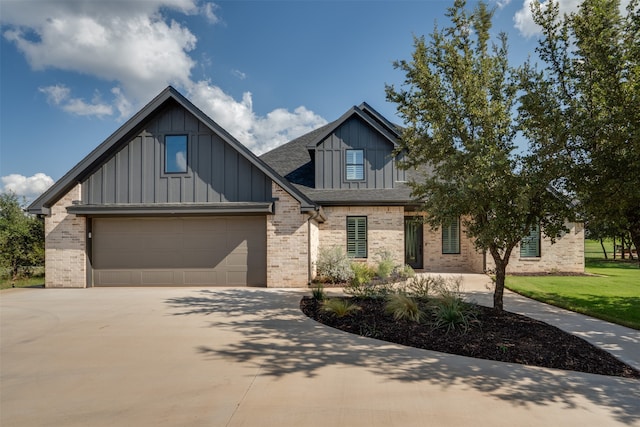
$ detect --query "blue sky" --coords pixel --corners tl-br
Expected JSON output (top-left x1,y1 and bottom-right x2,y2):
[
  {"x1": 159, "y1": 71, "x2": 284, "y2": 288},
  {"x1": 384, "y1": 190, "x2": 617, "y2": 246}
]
[{"x1": 0, "y1": 0, "x2": 582, "y2": 201}]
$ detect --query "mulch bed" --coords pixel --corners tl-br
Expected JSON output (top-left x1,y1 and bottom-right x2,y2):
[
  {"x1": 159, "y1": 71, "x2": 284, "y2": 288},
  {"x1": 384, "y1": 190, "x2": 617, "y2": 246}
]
[{"x1": 300, "y1": 296, "x2": 640, "y2": 379}]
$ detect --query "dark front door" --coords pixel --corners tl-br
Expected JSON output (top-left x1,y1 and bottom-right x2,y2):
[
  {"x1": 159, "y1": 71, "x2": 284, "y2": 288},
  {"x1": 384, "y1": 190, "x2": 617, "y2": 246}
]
[{"x1": 404, "y1": 217, "x2": 423, "y2": 269}]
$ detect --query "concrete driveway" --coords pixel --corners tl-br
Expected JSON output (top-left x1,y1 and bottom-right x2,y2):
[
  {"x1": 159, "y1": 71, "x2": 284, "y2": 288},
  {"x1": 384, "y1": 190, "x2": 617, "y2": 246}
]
[{"x1": 1, "y1": 283, "x2": 639, "y2": 426}]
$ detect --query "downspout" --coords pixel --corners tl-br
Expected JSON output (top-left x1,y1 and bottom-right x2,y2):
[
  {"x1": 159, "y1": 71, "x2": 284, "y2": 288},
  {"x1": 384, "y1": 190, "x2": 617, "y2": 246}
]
[{"x1": 307, "y1": 208, "x2": 323, "y2": 286}]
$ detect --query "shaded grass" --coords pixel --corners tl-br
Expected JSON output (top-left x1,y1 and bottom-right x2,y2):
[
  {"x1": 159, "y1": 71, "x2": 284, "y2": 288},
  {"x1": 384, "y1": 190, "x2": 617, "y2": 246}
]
[
  {"x1": 0, "y1": 274, "x2": 45, "y2": 290},
  {"x1": 506, "y1": 254, "x2": 640, "y2": 329}
]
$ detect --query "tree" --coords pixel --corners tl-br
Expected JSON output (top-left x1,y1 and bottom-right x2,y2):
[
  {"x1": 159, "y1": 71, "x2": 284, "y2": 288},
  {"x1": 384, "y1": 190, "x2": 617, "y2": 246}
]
[
  {"x1": 521, "y1": 0, "x2": 640, "y2": 264},
  {"x1": 0, "y1": 192, "x2": 45, "y2": 281},
  {"x1": 386, "y1": 0, "x2": 570, "y2": 310}
]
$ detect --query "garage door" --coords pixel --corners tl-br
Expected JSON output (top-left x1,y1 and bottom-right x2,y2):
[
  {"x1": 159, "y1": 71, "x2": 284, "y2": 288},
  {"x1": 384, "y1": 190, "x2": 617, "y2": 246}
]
[{"x1": 92, "y1": 217, "x2": 266, "y2": 286}]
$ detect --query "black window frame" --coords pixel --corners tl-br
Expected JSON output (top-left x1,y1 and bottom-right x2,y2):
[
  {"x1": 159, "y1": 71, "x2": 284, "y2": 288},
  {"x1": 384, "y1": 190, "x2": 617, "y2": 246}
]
[{"x1": 164, "y1": 134, "x2": 189, "y2": 175}]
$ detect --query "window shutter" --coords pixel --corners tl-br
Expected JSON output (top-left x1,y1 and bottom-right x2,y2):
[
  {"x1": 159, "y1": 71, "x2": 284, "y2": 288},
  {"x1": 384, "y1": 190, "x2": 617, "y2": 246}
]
[
  {"x1": 347, "y1": 217, "x2": 367, "y2": 258},
  {"x1": 442, "y1": 217, "x2": 460, "y2": 254},
  {"x1": 520, "y1": 224, "x2": 541, "y2": 257}
]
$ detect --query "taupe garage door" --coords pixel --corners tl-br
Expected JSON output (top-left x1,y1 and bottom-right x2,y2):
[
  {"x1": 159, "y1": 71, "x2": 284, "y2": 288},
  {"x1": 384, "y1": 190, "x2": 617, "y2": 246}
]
[{"x1": 92, "y1": 217, "x2": 266, "y2": 286}]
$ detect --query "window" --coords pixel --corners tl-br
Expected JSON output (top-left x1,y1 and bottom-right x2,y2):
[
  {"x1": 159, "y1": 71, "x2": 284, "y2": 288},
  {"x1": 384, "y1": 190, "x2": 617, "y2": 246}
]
[
  {"x1": 347, "y1": 216, "x2": 367, "y2": 258},
  {"x1": 520, "y1": 223, "x2": 541, "y2": 257},
  {"x1": 345, "y1": 149, "x2": 364, "y2": 180},
  {"x1": 165, "y1": 135, "x2": 188, "y2": 174},
  {"x1": 442, "y1": 217, "x2": 460, "y2": 254}
]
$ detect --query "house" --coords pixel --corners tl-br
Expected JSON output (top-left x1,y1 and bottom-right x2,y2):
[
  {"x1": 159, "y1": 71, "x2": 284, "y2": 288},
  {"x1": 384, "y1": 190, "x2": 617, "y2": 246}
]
[{"x1": 28, "y1": 87, "x2": 584, "y2": 288}]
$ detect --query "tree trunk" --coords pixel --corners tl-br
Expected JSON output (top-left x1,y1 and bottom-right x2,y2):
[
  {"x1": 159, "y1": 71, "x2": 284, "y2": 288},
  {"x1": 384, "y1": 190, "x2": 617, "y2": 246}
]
[
  {"x1": 599, "y1": 237, "x2": 608, "y2": 259},
  {"x1": 489, "y1": 245, "x2": 513, "y2": 311},
  {"x1": 493, "y1": 261, "x2": 506, "y2": 311},
  {"x1": 620, "y1": 235, "x2": 626, "y2": 259},
  {"x1": 629, "y1": 229, "x2": 640, "y2": 267}
]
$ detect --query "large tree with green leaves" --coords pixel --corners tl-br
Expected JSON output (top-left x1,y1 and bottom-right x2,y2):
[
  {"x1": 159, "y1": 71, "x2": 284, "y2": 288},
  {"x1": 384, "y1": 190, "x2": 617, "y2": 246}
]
[
  {"x1": 386, "y1": 0, "x2": 571, "y2": 310},
  {"x1": 521, "y1": 0, "x2": 640, "y2": 262},
  {"x1": 0, "y1": 192, "x2": 44, "y2": 281}
]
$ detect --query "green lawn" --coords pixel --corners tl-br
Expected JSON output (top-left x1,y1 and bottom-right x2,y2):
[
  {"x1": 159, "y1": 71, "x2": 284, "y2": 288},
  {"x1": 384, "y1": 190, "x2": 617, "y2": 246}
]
[
  {"x1": 506, "y1": 239, "x2": 640, "y2": 329},
  {"x1": 0, "y1": 268, "x2": 45, "y2": 290}
]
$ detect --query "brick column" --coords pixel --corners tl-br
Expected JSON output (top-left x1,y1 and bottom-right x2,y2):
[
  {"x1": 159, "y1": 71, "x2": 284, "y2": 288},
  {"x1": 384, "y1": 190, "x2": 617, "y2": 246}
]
[
  {"x1": 44, "y1": 184, "x2": 87, "y2": 287},
  {"x1": 266, "y1": 184, "x2": 310, "y2": 287}
]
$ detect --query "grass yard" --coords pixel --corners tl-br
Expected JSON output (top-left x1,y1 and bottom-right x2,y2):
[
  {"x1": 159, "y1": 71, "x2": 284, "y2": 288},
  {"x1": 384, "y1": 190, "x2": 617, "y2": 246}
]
[
  {"x1": 0, "y1": 268, "x2": 45, "y2": 290},
  {"x1": 506, "y1": 239, "x2": 640, "y2": 330}
]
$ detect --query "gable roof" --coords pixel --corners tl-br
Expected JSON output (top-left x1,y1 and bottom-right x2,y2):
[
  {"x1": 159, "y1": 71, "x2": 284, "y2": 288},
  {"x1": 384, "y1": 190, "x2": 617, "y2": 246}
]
[
  {"x1": 260, "y1": 103, "x2": 423, "y2": 206},
  {"x1": 28, "y1": 86, "x2": 317, "y2": 215},
  {"x1": 304, "y1": 104, "x2": 399, "y2": 150}
]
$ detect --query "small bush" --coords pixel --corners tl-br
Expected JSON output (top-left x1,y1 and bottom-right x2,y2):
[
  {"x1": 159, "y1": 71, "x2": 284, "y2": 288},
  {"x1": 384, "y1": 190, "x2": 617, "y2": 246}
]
[
  {"x1": 385, "y1": 293, "x2": 424, "y2": 322},
  {"x1": 350, "y1": 262, "x2": 376, "y2": 286},
  {"x1": 403, "y1": 275, "x2": 437, "y2": 299},
  {"x1": 322, "y1": 298, "x2": 361, "y2": 317},
  {"x1": 375, "y1": 250, "x2": 395, "y2": 279},
  {"x1": 431, "y1": 275, "x2": 464, "y2": 300},
  {"x1": 430, "y1": 296, "x2": 477, "y2": 333},
  {"x1": 311, "y1": 284, "x2": 326, "y2": 301},
  {"x1": 316, "y1": 246, "x2": 354, "y2": 283},
  {"x1": 344, "y1": 280, "x2": 394, "y2": 298},
  {"x1": 395, "y1": 264, "x2": 416, "y2": 280}
]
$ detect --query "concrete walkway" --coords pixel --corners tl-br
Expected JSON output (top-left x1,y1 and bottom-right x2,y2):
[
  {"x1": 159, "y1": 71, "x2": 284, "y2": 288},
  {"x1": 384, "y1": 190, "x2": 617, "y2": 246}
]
[{"x1": 1, "y1": 282, "x2": 639, "y2": 427}]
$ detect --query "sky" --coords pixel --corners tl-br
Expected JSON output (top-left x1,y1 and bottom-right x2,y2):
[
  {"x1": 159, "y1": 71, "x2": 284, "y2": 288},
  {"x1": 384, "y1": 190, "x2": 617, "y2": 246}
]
[{"x1": 0, "y1": 0, "x2": 587, "y2": 202}]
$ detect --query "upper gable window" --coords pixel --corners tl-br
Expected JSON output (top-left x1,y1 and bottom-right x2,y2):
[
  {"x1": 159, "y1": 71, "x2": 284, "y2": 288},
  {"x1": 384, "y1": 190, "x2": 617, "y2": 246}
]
[
  {"x1": 165, "y1": 135, "x2": 188, "y2": 174},
  {"x1": 345, "y1": 149, "x2": 364, "y2": 181}
]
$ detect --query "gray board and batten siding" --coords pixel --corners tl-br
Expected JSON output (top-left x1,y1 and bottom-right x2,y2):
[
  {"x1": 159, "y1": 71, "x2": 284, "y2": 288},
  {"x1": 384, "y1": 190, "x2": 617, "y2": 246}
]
[
  {"x1": 82, "y1": 104, "x2": 273, "y2": 206},
  {"x1": 314, "y1": 115, "x2": 406, "y2": 190}
]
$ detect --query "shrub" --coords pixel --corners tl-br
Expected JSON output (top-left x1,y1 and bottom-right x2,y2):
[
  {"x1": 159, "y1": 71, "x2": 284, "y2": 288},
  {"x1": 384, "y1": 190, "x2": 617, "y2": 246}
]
[
  {"x1": 385, "y1": 293, "x2": 424, "y2": 322},
  {"x1": 395, "y1": 264, "x2": 416, "y2": 280},
  {"x1": 430, "y1": 296, "x2": 477, "y2": 333},
  {"x1": 375, "y1": 250, "x2": 395, "y2": 280},
  {"x1": 311, "y1": 284, "x2": 326, "y2": 301},
  {"x1": 344, "y1": 279, "x2": 394, "y2": 298},
  {"x1": 431, "y1": 275, "x2": 464, "y2": 300},
  {"x1": 350, "y1": 262, "x2": 376, "y2": 286},
  {"x1": 403, "y1": 275, "x2": 437, "y2": 299},
  {"x1": 322, "y1": 298, "x2": 361, "y2": 317},
  {"x1": 316, "y1": 246, "x2": 354, "y2": 283}
]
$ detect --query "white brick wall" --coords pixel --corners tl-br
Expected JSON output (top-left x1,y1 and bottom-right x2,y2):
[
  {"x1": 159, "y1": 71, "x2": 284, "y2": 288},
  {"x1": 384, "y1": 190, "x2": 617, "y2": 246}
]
[
  {"x1": 318, "y1": 206, "x2": 405, "y2": 268},
  {"x1": 44, "y1": 184, "x2": 87, "y2": 288},
  {"x1": 486, "y1": 221, "x2": 585, "y2": 274},
  {"x1": 266, "y1": 183, "x2": 310, "y2": 287}
]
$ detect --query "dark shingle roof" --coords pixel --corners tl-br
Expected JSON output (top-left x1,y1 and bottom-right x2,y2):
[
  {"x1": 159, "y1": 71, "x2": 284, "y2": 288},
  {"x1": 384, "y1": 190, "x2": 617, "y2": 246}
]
[{"x1": 260, "y1": 107, "x2": 427, "y2": 206}]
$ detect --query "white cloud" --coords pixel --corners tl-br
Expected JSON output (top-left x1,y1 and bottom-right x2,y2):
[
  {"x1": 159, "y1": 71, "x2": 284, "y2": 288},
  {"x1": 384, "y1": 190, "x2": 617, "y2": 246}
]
[
  {"x1": 2, "y1": 0, "x2": 327, "y2": 154},
  {"x1": 1, "y1": 173, "x2": 54, "y2": 200},
  {"x1": 39, "y1": 85, "x2": 113, "y2": 118},
  {"x1": 187, "y1": 81, "x2": 327, "y2": 154},
  {"x1": 514, "y1": 0, "x2": 631, "y2": 37},
  {"x1": 200, "y1": 2, "x2": 221, "y2": 24},
  {"x1": 232, "y1": 69, "x2": 247, "y2": 80}
]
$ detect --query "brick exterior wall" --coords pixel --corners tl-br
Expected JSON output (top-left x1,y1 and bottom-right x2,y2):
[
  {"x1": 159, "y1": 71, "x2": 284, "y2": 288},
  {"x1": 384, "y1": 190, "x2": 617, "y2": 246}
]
[
  {"x1": 318, "y1": 206, "x2": 405, "y2": 268},
  {"x1": 419, "y1": 218, "x2": 484, "y2": 273},
  {"x1": 486, "y1": 221, "x2": 585, "y2": 274},
  {"x1": 266, "y1": 183, "x2": 310, "y2": 287},
  {"x1": 44, "y1": 184, "x2": 87, "y2": 288}
]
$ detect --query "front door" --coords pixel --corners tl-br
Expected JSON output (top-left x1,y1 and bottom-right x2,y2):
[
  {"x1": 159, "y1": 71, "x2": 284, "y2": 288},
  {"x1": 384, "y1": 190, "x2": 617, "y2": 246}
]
[{"x1": 404, "y1": 217, "x2": 423, "y2": 269}]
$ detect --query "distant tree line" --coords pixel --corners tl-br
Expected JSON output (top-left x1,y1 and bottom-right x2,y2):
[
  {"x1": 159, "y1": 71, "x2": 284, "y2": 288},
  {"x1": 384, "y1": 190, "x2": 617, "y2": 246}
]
[{"x1": 0, "y1": 192, "x2": 45, "y2": 281}]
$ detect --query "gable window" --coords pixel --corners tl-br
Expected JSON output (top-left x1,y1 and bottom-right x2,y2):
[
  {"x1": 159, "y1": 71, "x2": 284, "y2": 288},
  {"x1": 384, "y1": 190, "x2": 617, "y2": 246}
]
[
  {"x1": 165, "y1": 135, "x2": 188, "y2": 174},
  {"x1": 345, "y1": 149, "x2": 364, "y2": 180},
  {"x1": 520, "y1": 223, "x2": 541, "y2": 257},
  {"x1": 347, "y1": 216, "x2": 367, "y2": 258},
  {"x1": 442, "y1": 217, "x2": 460, "y2": 254}
]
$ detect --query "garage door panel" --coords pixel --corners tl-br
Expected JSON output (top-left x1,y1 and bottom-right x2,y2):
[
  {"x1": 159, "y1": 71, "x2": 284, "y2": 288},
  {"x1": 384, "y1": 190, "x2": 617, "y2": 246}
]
[{"x1": 92, "y1": 217, "x2": 266, "y2": 286}]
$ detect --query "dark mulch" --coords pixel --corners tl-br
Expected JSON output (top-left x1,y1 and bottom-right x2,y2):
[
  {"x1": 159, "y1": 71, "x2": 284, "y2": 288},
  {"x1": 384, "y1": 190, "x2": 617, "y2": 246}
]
[{"x1": 300, "y1": 296, "x2": 640, "y2": 379}]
